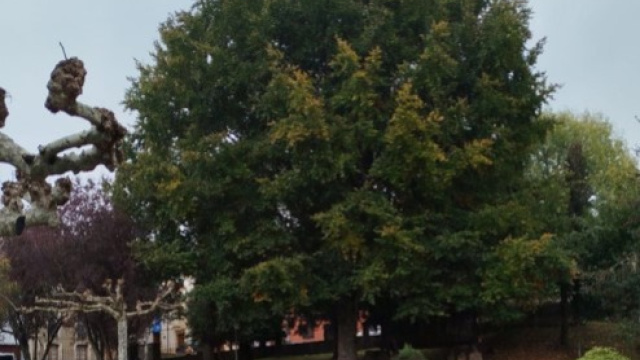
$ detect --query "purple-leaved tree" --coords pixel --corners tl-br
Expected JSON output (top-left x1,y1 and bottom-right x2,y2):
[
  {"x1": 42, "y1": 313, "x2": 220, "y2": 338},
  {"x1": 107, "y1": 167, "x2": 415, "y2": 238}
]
[{"x1": 3, "y1": 182, "x2": 182, "y2": 360}]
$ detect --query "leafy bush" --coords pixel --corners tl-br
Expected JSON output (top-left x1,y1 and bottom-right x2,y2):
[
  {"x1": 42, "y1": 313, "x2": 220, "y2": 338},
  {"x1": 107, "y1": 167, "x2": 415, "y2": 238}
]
[
  {"x1": 396, "y1": 344, "x2": 426, "y2": 360},
  {"x1": 578, "y1": 347, "x2": 629, "y2": 360}
]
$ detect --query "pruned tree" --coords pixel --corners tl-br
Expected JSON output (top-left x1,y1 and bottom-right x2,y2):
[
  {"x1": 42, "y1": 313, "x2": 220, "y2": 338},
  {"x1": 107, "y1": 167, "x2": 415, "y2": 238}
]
[
  {"x1": 0, "y1": 57, "x2": 126, "y2": 235},
  {"x1": 21, "y1": 279, "x2": 183, "y2": 360}
]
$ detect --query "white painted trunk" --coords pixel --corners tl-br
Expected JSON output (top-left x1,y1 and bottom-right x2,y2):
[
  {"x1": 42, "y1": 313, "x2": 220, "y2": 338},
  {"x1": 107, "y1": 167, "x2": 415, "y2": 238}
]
[{"x1": 117, "y1": 317, "x2": 128, "y2": 360}]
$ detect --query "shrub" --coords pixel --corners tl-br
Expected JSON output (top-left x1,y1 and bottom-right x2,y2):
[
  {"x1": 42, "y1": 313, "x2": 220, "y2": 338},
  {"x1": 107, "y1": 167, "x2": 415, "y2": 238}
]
[
  {"x1": 578, "y1": 347, "x2": 629, "y2": 360},
  {"x1": 396, "y1": 344, "x2": 426, "y2": 360}
]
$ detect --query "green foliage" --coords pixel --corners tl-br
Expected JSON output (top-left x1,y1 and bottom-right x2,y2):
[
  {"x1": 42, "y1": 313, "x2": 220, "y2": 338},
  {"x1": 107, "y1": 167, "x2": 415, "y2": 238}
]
[
  {"x1": 396, "y1": 344, "x2": 427, "y2": 360},
  {"x1": 615, "y1": 320, "x2": 640, "y2": 349},
  {"x1": 529, "y1": 112, "x2": 640, "y2": 269},
  {"x1": 578, "y1": 347, "x2": 629, "y2": 360},
  {"x1": 517, "y1": 111, "x2": 640, "y2": 331},
  {"x1": 115, "y1": 0, "x2": 554, "y2": 353},
  {"x1": 481, "y1": 234, "x2": 571, "y2": 320}
]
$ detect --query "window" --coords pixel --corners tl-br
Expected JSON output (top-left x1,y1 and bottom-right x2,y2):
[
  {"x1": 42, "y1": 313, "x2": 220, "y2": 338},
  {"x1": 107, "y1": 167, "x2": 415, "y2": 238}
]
[
  {"x1": 47, "y1": 345, "x2": 59, "y2": 360},
  {"x1": 298, "y1": 322, "x2": 314, "y2": 339},
  {"x1": 75, "y1": 322, "x2": 88, "y2": 341},
  {"x1": 75, "y1": 345, "x2": 88, "y2": 360}
]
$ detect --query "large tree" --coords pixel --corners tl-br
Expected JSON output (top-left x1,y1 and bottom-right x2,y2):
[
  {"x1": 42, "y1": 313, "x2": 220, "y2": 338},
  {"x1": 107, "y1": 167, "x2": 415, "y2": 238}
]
[{"x1": 115, "y1": 1, "x2": 553, "y2": 359}]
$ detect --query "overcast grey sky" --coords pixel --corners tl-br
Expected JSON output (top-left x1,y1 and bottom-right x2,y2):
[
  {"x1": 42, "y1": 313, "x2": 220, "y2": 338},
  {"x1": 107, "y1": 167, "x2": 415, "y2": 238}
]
[
  {"x1": 0, "y1": 1, "x2": 637, "y2": 181},
  {"x1": 0, "y1": 1, "x2": 191, "y2": 180},
  {"x1": 529, "y1": 1, "x2": 640, "y2": 149}
]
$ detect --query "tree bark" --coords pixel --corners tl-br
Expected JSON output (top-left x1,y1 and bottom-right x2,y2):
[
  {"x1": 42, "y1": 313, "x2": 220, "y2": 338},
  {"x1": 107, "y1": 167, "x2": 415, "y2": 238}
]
[
  {"x1": 86, "y1": 318, "x2": 106, "y2": 360},
  {"x1": 17, "y1": 331, "x2": 31, "y2": 360},
  {"x1": 117, "y1": 317, "x2": 128, "y2": 360},
  {"x1": 152, "y1": 333, "x2": 161, "y2": 360},
  {"x1": 336, "y1": 298, "x2": 358, "y2": 360},
  {"x1": 328, "y1": 311, "x2": 338, "y2": 360},
  {"x1": 572, "y1": 278, "x2": 581, "y2": 326},
  {"x1": 238, "y1": 341, "x2": 253, "y2": 360},
  {"x1": 362, "y1": 319, "x2": 370, "y2": 348},
  {"x1": 559, "y1": 282, "x2": 569, "y2": 346},
  {"x1": 200, "y1": 343, "x2": 213, "y2": 360}
]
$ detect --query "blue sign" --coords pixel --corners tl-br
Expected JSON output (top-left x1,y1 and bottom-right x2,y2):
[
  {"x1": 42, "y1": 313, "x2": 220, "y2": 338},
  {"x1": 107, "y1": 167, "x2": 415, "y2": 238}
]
[{"x1": 152, "y1": 317, "x2": 162, "y2": 334}]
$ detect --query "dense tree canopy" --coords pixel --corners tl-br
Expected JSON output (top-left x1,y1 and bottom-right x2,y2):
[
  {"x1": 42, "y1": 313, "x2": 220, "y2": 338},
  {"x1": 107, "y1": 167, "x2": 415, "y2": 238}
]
[{"x1": 115, "y1": 1, "x2": 557, "y2": 359}]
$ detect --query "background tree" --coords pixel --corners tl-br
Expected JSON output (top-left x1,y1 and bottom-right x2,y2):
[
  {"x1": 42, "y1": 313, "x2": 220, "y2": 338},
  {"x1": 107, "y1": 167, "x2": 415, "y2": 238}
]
[
  {"x1": 521, "y1": 112, "x2": 640, "y2": 342},
  {"x1": 3, "y1": 225, "x2": 67, "y2": 360},
  {"x1": 3, "y1": 181, "x2": 161, "y2": 360},
  {"x1": 115, "y1": 1, "x2": 554, "y2": 360},
  {"x1": 57, "y1": 181, "x2": 158, "y2": 360}
]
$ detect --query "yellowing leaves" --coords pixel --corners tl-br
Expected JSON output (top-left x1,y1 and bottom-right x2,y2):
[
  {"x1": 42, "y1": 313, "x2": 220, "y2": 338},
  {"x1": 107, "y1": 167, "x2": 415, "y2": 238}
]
[
  {"x1": 252, "y1": 292, "x2": 271, "y2": 303},
  {"x1": 330, "y1": 38, "x2": 382, "y2": 78},
  {"x1": 313, "y1": 209, "x2": 365, "y2": 261},
  {"x1": 482, "y1": 233, "x2": 571, "y2": 308},
  {"x1": 330, "y1": 38, "x2": 361, "y2": 75},
  {"x1": 386, "y1": 83, "x2": 444, "y2": 160},
  {"x1": 266, "y1": 67, "x2": 329, "y2": 148},
  {"x1": 374, "y1": 82, "x2": 451, "y2": 190},
  {"x1": 242, "y1": 257, "x2": 309, "y2": 307},
  {"x1": 464, "y1": 138, "x2": 494, "y2": 168},
  {"x1": 156, "y1": 164, "x2": 185, "y2": 193}
]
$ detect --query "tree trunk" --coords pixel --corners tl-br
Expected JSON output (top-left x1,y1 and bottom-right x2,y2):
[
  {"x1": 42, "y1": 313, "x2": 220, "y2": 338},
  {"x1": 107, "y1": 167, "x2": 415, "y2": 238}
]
[
  {"x1": 274, "y1": 332, "x2": 283, "y2": 355},
  {"x1": 128, "y1": 343, "x2": 139, "y2": 360},
  {"x1": 336, "y1": 298, "x2": 358, "y2": 360},
  {"x1": 33, "y1": 327, "x2": 38, "y2": 360},
  {"x1": 238, "y1": 341, "x2": 253, "y2": 360},
  {"x1": 117, "y1": 317, "x2": 128, "y2": 360},
  {"x1": 86, "y1": 317, "x2": 106, "y2": 360},
  {"x1": 572, "y1": 278, "x2": 581, "y2": 326},
  {"x1": 8, "y1": 316, "x2": 32, "y2": 360},
  {"x1": 329, "y1": 311, "x2": 339, "y2": 360},
  {"x1": 152, "y1": 333, "x2": 162, "y2": 360},
  {"x1": 559, "y1": 282, "x2": 569, "y2": 346},
  {"x1": 16, "y1": 331, "x2": 31, "y2": 360},
  {"x1": 362, "y1": 320, "x2": 370, "y2": 348},
  {"x1": 200, "y1": 343, "x2": 213, "y2": 360}
]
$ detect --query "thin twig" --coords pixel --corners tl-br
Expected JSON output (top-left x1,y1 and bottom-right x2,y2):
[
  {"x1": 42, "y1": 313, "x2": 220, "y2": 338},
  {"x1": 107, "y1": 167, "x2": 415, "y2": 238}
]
[{"x1": 59, "y1": 42, "x2": 68, "y2": 60}]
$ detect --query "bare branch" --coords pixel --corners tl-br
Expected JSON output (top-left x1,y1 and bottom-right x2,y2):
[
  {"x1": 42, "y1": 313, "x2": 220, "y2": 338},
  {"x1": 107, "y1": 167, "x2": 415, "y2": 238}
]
[
  {"x1": 0, "y1": 293, "x2": 19, "y2": 311},
  {"x1": 27, "y1": 300, "x2": 120, "y2": 319},
  {"x1": 22, "y1": 278, "x2": 182, "y2": 320},
  {"x1": 0, "y1": 132, "x2": 30, "y2": 172},
  {"x1": 127, "y1": 281, "x2": 184, "y2": 317},
  {"x1": 58, "y1": 42, "x2": 68, "y2": 60},
  {"x1": 0, "y1": 88, "x2": 8, "y2": 128},
  {"x1": 0, "y1": 58, "x2": 127, "y2": 236}
]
